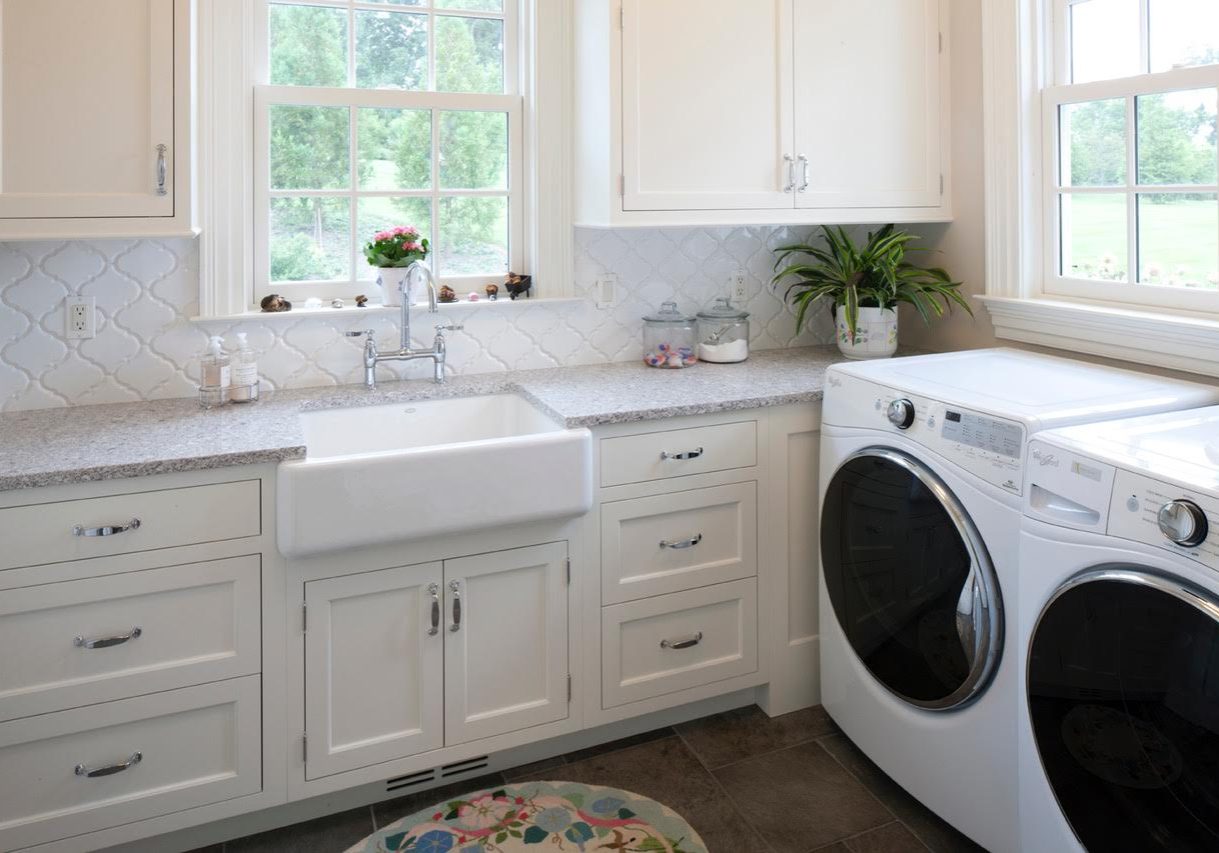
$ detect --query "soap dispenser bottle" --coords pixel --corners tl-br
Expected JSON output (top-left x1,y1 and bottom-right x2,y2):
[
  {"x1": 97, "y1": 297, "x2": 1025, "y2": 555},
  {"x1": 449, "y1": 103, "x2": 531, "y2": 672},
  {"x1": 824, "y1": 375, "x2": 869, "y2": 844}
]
[
  {"x1": 229, "y1": 332, "x2": 260, "y2": 403},
  {"x1": 198, "y1": 335, "x2": 231, "y2": 409}
]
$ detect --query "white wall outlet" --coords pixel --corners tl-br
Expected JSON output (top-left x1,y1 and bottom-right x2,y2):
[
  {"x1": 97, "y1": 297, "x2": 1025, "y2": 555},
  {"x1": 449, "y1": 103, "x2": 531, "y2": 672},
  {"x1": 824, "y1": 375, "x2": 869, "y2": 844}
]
[
  {"x1": 594, "y1": 274, "x2": 618, "y2": 309},
  {"x1": 65, "y1": 296, "x2": 96, "y2": 340},
  {"x1": 731, "y1": 270, "x2": 748, "y2": 300}
]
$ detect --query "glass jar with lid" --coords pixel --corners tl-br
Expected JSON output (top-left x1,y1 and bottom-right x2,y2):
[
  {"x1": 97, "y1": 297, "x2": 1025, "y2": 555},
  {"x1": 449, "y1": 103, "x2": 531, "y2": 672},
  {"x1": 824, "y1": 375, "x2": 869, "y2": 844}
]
[
  {"x1": 643, "y1": 301, "x2": 698, "y2": 368},
  {"x1": 697, "y1": 297, "x2": 750, "y2": 363}
]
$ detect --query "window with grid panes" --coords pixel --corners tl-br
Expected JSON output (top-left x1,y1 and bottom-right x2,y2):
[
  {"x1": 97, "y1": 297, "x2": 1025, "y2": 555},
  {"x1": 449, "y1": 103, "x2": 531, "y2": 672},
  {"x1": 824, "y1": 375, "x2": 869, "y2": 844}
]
[
  {"x1": 1045, "y1": 0, "x2": 1219, "y2": 311},
  {"x1": 254, "y1": 0, "x2": 523, "y2": 305}
]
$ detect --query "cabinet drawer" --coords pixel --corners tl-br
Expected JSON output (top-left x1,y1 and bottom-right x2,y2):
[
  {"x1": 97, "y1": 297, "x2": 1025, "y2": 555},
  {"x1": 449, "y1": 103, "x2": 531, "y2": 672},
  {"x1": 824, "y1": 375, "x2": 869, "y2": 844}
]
[
  {"x1": 0, "y1": 676, "x2": 261, "y2": 851},
  {"x1": 601, "y1": 579, "x2": 758, "y2": 708},
  {"x1": 600, "y1": 422, "x2": 757, "y2": 487},
  {"x1": 602, "y1": 482, "x2": 757, "y2": 604},
  {"x1": 0, "y1": 480, "x2": 262, "y2": 571},
  {"x1": 0, "y1": 556, "x2": 261, "y2": 722}
]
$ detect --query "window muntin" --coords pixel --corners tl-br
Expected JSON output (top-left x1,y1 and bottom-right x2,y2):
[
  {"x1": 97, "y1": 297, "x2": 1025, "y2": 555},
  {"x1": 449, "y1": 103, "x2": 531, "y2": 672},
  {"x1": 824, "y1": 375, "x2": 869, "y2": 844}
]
[
  {"x1": 254, "y1": 0, "x2": 522, "y2": 305},
  {"x1": 1046, "y1": 0, "x2": 1219, "y2": 310}
]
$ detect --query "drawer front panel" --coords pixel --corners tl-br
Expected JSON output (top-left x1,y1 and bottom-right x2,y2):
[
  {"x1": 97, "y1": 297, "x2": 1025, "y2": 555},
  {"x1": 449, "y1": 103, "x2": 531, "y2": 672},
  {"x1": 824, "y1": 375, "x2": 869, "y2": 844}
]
[
  {"x1": 600, "y1": 422, "x2": 757, "y2": 488},
  {"x1": 0, "y1": 556, "x2": 261, "y2": 721},
  {"x1": 0, "y1": 480, "x2": 262, "y2": 571},
  {"x1": 602, "y1": 482, "x2": 757, "y2": 604},
  {"x1": 601, "y1": 579, "x2": 758, "y2": 708},
  {"x1": 0, "y1": 676, "x2": 261, "y2": 851}
]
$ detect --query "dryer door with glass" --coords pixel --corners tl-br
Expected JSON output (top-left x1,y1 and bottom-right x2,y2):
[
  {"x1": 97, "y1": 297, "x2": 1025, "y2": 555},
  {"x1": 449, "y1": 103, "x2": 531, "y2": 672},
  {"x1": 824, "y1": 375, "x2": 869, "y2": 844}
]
[
  {"x1": 821, "y1": 447, "x2": 1002, "y2": 711},
  {"x1": 1029, "y1": 567, "x2": 1219, "y2": 852}
]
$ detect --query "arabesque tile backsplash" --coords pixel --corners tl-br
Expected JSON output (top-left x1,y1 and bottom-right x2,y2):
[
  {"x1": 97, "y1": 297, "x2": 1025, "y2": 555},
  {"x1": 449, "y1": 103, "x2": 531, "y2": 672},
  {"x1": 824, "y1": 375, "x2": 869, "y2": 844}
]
[{"x1": 0, "y1": 227, "x2": 834, "y2": 412}]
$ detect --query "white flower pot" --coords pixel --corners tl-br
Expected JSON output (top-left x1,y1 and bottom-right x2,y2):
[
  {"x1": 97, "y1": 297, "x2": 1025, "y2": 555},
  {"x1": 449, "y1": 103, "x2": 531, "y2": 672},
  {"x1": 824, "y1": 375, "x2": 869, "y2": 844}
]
[
  {"x1": 375, "y1": 267, "x2": 412, "y2": 307},
  {"x1": 835, "y1": 306, "x2": 898, "y2": 360}
]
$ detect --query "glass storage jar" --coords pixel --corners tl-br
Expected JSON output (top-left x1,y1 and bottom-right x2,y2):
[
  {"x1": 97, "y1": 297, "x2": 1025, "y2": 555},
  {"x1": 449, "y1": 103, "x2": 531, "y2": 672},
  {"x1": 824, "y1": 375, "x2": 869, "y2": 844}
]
[
  {"x1": 697, "y1": 297, "x2": 750, "y2": 363},
  {"x1": 643, "y1": 301, "x2": 698, "y2": 368}
]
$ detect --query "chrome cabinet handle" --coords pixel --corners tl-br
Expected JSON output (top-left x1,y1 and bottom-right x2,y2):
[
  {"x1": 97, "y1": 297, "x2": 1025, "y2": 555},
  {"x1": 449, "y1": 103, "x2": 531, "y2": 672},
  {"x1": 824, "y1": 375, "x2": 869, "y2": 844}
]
[
  {"x1": 155, "y1": 144, "x2": 168, "y2": 196},
  {"x1": 659, "y1": 534, "x2": 703, "y2": 550},
  {"x1": 76, "y1": 751, "x2": 142, "y2": 779},
  {"x1": 660, "y1": 632, "x2": 703, "y2": 651},
  {"x1": 660, "y1": 447, "x2": 703, "y2": 462},
  {"x1": 75, "y1": 627, "x2": 142, "y2": 650},
  {"x1": 449, "y1": 580, "x2": 462, "y2": 633},
  {"x1": 427, "y1": 583, "x2": 441, "y2": 636},
  {"x1": 797, "y1": 155, "x2": 810, "y2": 192},
  {"x1": 73, "y1": 518, "x2": 141, "y2": 538},
  {"x1": 783, "y1": 154, "x2": 796, "y2": 192}
]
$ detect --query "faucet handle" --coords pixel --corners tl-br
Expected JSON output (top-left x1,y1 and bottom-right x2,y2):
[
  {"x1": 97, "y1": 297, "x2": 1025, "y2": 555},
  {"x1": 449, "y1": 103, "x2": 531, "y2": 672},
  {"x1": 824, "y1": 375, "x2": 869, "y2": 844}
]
[
  {"x1": 345, "y1": 329, "x2": 376, "y2": 339},
  {"x1": 435, "y1": 323, "x2": 464, "y2": 333}
]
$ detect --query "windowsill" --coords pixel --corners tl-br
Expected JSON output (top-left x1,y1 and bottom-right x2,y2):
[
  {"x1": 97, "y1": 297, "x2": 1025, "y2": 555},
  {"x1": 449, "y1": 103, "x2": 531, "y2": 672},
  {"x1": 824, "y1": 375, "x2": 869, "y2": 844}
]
[
  {"x1": 191, "y1": 295, "x2": 588, "y2": 324},
  {"x1": 979, "y1": 295, "x2": 1219, "y2": 378}
]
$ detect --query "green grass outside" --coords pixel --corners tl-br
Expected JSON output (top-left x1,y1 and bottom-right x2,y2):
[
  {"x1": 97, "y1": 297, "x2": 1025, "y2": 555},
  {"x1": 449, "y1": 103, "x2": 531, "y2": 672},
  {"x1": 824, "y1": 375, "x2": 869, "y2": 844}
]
[{"x1": 1066, "y1": 194, "x2": 1219, "y2": 288}]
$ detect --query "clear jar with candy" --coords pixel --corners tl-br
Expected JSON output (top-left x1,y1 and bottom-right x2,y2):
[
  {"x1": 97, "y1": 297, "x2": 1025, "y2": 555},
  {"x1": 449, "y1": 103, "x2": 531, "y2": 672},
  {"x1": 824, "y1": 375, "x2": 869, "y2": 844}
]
[{"x1": 642, "y1": 301, "x2": 698, "y2": 369}]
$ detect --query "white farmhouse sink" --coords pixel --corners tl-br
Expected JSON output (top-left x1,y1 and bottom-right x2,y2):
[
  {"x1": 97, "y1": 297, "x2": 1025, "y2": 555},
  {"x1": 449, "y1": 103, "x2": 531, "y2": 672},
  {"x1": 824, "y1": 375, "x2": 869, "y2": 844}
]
[{"x1": 277, "y1": 394, "x2": 592, "y2": 557}]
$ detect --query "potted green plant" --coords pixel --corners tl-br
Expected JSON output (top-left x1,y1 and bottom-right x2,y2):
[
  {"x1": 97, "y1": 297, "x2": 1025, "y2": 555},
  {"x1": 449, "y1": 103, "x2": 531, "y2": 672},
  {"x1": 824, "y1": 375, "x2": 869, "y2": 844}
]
[
  {"x1": 365, "y1": 226, "x2": 430, "y2": 307},
  {"x1": 772, "y1": 224, "x2": 971, "y2": 359}
]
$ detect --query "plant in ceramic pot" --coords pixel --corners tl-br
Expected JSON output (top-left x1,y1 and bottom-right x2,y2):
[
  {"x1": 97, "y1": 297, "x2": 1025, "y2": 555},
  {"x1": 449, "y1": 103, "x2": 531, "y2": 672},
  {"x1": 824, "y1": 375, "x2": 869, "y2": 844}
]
[
  {"x1": 772, "y1": 224, "x2": 971, "y2": 359},
  {"x1": 364, "y1": 226, "x2": 430, "y2": 307}
]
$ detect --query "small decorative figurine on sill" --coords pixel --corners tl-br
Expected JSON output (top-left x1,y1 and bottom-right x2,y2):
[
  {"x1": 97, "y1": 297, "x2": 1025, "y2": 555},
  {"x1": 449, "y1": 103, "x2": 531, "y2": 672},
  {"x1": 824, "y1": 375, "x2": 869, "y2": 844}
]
[
  {"x1": 439, "y1": 284, "x2": 458, "y2": 303},
  {"x1": 260, "y1": 294, "x2": 292, "y2": 312},
  {"x1": 485, "y1": 282, "x2": 499, "y2": 301},
  {"x1": 504, "y1": 272, "x2": 533, "y2": 300},
  {"x1": 355, "y1": 294, "x2": 369, "y2": 308}
]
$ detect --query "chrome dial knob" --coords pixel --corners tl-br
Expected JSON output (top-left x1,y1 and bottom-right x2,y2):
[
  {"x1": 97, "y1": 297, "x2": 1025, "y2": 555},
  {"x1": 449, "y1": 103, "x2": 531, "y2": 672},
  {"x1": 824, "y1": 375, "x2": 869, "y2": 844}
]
[
  {"x1": 886, "y1": 399, "x2": 916, "y2": 430},
  {"x1": 1157, "y1": 500, "x2": 1209, "y2": 548}
]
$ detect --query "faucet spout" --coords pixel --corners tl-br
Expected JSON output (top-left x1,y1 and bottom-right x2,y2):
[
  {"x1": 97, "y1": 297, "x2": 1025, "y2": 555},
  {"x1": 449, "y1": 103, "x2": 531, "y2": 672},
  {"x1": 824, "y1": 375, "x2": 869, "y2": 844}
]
[{"x1": 401, "y1": 260, "x2": 439, "y2": 351}]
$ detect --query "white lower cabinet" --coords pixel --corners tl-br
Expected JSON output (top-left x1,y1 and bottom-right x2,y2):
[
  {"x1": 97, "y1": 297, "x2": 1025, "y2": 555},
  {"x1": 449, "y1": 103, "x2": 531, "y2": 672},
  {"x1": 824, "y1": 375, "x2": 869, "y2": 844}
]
[
  {"x1": 0, "y1": 675, "x2": 261, "y2": 852},
  {"x1": 304, "y1": 562, "x2": 445, "y2": 780},
  {"x1": 304, "y1": 542, "x2": 569, "y2": 779}
]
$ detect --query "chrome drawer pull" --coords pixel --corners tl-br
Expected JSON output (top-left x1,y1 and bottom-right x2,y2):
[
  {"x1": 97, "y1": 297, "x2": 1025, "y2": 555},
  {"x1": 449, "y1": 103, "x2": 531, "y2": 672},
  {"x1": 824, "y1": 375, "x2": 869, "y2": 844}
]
[
  {"x1": 659, "y1": 534, "x2": 703, "y2": 550},
  {"x1": 75, "y1": 627, "x2": 142, "y2": 649},
  {"x1": 155, "y1": 144, "x2": 168, "y2": 196},
  {"x1": 449, "y1": 580, "x2": 462, "y2": 633},
  {"x1": 660, "y1": 632, "x2": 703, "y2": 651},
  {"x1": 660, "y1": 447, "x2": 704, "y2": 462},
  {"x1": 427, "y1": 583, "x2": 441, "y2": 636},
  {"x1": 76, "y1": 751, "x2": 142, "y2": 779},
  {"x1": 73, "y1": 518, "x2": 141, "y2": 538}
]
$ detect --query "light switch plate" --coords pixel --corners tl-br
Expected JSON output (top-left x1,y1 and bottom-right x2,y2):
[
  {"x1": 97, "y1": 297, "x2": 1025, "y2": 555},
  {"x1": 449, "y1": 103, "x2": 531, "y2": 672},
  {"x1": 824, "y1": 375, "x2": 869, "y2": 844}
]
[
  {"x1": 594, "y1": 274, "x2": 618, "y2": 309},
  {"x1": 65, "y1": 296, "x2": 95, "y2": 340}
]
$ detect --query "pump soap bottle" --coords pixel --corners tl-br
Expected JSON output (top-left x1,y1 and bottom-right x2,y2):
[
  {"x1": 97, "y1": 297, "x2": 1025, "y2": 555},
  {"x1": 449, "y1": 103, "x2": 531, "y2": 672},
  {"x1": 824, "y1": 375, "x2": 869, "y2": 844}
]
[
  {"x1": 199, "y1": 335, "x2": 231, "y2": 409},
  {"x1": 230, "y1": 332, "x2": 260, "y2": 403}
]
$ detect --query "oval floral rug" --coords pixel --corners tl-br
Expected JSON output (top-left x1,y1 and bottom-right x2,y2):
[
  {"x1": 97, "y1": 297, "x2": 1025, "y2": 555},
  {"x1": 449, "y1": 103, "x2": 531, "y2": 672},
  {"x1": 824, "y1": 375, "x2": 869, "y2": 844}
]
[{"x1": 345, "y1": 781, "x2": 707, "y2": 853}]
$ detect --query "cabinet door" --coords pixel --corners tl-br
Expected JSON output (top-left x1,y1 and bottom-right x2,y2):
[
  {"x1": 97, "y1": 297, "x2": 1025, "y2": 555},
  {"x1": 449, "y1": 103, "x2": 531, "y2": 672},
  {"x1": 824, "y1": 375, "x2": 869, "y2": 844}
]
[
  {"x1": 444, "y1": 543, "x2": 569, "y2": 746},
  {"x1": 792, "y1": 0, "x2": 943, "y2": 209},
  {"x1": 0, "y1": 0, "x2": 176, "y2": 219},
  {"x1": 621, "y1": 0, "x2": 794, "y2": 211},
  {"x1": 304, "y1": 563, "x2": 444, "y2": 780}
]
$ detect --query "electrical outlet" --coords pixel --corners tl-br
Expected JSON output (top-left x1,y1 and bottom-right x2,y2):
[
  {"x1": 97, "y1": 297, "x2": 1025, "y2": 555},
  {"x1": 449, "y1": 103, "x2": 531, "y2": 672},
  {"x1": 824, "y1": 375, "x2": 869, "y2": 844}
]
[
  {"x1": 731, "y1": 270, "x2": 748, "y2": 300},
  {"x1": 65, "y1": 296, "x2": 95, "y2": 340},
  {"x1": 594, "y1": 274, "x2": 618, "y2": 309}
]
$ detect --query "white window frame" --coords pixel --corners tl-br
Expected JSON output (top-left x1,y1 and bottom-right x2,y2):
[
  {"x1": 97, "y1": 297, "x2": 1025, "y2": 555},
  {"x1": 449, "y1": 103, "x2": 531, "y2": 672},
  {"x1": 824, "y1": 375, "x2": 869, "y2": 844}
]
[
  {"x1": 981, "y1": 0, "x2": 1219, "y2": 377},
  {"x1": 195, "y1": 0, "x2": 572, "y2": 318}
]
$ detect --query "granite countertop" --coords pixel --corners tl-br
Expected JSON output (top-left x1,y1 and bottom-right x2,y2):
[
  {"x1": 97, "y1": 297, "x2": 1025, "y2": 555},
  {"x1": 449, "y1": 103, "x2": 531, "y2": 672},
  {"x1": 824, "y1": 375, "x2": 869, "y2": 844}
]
[{"x1": 0, "y1": 346, "x2": 842, "y2": 492}]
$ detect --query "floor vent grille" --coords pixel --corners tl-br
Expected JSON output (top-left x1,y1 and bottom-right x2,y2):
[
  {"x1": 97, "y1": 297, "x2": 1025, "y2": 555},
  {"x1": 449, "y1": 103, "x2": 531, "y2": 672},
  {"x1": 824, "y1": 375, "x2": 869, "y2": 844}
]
[
  {"x1": 385, "y1": 768, "x2": 436, "y2": 793},
  {"x1": 441, "y1": 756, "x2": 490, "y2": 778}
]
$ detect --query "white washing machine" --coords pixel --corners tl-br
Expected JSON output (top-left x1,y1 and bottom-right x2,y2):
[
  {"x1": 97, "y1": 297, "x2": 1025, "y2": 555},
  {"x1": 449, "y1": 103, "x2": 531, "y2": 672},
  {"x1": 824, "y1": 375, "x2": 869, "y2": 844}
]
[
  {"x1": 818, "y1": 349, "x2": 1219, "y2": 853},
  {"x1": 1020, "y1": 407, "x2": 1219, "y2": 852}
]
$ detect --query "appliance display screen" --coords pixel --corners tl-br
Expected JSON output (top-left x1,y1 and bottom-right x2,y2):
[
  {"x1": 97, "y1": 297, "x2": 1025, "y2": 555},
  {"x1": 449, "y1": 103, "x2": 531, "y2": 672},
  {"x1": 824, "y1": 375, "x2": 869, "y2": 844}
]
[{"x1": 942, "y1": 410, "x2": 1022, "y2": 459}]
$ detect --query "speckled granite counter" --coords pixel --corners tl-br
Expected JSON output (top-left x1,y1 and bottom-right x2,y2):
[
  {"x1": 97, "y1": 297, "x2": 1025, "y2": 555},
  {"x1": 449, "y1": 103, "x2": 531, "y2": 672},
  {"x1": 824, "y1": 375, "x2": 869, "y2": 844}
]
[{"x1": 0, "y1": 346, "x2": 843, "y2": 491}]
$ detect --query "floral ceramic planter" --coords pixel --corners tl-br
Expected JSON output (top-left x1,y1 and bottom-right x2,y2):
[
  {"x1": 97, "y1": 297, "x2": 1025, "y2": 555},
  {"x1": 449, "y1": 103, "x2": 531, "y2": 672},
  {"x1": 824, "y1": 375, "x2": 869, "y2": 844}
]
[
  {"x1": 376, "y1": 267, "x2": 412, "y2": 307},
  {"x1": 835, "y1": 306, "x2": 898, "y2": 359}
]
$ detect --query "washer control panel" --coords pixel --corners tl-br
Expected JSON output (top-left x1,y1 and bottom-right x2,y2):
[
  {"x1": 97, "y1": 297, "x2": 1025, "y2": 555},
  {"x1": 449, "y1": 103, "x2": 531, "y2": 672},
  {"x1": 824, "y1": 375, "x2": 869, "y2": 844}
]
[{"x1": 1108, "y1": 469, "x2": 1219, "y2": 570}]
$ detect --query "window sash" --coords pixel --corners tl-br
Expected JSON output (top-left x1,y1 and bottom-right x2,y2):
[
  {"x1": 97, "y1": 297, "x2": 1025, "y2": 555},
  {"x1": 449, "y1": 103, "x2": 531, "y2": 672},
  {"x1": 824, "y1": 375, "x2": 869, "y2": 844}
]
[
  {"x1": 1043, "y1": 14, "x2": 1219, "y2": 312},
  {"x1": 252, "y1": 0, "x2": 524, "y2": 309}
]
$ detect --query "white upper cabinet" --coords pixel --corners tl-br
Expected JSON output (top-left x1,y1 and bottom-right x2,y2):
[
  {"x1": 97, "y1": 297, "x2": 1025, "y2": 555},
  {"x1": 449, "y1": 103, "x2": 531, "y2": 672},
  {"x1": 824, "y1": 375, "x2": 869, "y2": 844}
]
[
  {"x1": 575, "y1": 0, "x2": 950, "y2": 227},
  {"x1": 0, "y1": 0, "x2": 191, "y2": 239},
  {"x1": 620, "y1": 0, "x2": 793, "y2": 211},
  {"x1": 793, "y1": 0, "x2": 943, "y2": 210}
]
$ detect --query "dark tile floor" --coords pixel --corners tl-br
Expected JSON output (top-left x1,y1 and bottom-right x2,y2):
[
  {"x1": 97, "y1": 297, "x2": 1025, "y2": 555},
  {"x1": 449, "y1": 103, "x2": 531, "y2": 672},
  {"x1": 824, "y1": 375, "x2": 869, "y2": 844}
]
[{"x1": 197, "y1": 704, "x2": 985, "y2": 853}]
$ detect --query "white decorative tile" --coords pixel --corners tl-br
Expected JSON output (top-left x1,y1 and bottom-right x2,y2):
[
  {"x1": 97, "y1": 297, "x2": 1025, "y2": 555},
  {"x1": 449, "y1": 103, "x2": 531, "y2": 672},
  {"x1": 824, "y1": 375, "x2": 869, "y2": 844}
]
[{"x1": 0, "y1": 225, "x2": 835, "y2": 412}]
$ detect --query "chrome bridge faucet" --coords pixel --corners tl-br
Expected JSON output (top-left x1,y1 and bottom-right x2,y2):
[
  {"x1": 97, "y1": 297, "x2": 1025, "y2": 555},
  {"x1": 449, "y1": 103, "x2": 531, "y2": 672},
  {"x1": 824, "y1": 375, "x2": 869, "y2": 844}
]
[{"x1": 345, "y1": 260, "x2": 463, "y2": 388}]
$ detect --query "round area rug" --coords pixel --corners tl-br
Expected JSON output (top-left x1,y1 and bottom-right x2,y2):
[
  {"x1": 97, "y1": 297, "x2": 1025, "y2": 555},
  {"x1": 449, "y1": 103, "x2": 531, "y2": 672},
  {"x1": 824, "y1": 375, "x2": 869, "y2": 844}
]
[{"x1": 345, "y1": 781, "x2": 707, "y2": 853}]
